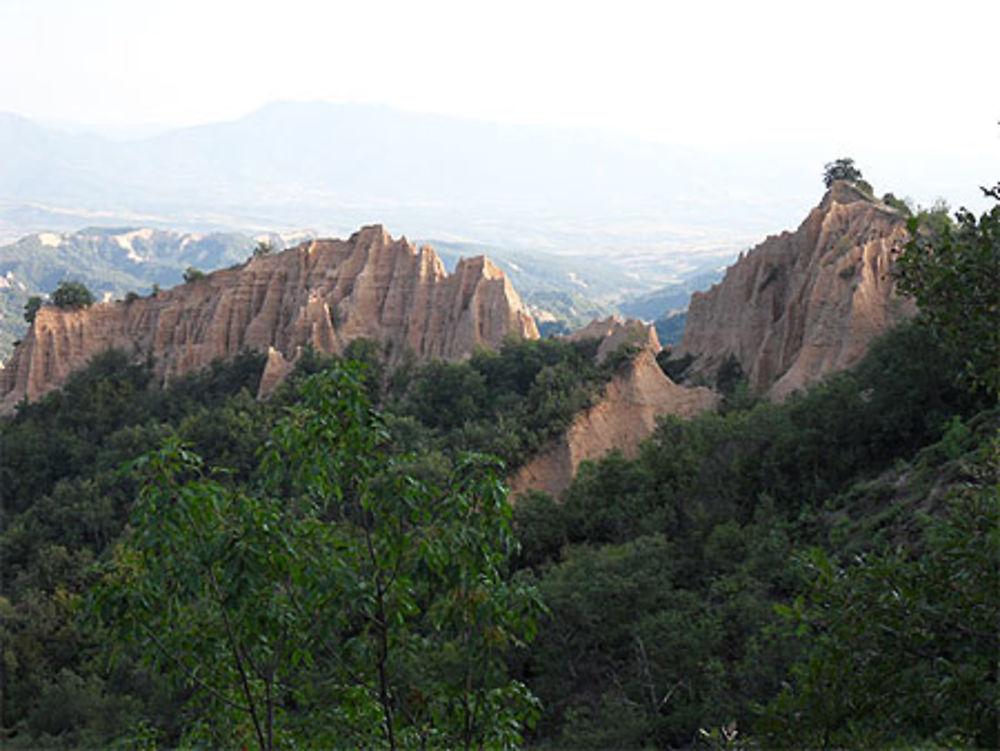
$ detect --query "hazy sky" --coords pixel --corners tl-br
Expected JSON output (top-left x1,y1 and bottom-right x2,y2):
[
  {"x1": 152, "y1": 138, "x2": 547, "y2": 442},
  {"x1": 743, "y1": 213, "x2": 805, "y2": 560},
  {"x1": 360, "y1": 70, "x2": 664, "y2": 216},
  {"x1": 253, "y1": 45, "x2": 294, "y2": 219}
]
[
  {"x1": 3, "y1": 0, "x2": 995, "y2": 141},
  {"x1": 2, "y1": 0, "x2": 998, "y2": 209}
]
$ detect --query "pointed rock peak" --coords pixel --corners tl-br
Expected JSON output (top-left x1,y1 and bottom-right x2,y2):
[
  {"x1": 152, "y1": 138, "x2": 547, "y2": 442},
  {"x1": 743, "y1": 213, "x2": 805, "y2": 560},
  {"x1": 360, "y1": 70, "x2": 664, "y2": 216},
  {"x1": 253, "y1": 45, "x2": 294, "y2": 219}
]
[
  {"x1": 416, "y1": 244, "x2": 447, "y2": 277},
  {"x1": 347, "y1": 225, "x2": 427, "y2": 263},
  {"x1": 565, "y1": 316, "x2": 662, "y2": 363},
  {"x1": 453, "y1": 255, "x2": 505, "y2": 281},
  {"x1": 479, "y1": 256, "x2": 506, "y2": 281},
  {"x1": 258, "y1": 347, "x2": 294, "y2": 399},
  {"x1": 678, "y1": 182, "x2": 915, "y2": 400},
  {"x1": 348, "y1": 224, "x2": 393, "y2": 248},
  {"x1": 566, "y1": 315, "x2": 627, "y2": 340}
]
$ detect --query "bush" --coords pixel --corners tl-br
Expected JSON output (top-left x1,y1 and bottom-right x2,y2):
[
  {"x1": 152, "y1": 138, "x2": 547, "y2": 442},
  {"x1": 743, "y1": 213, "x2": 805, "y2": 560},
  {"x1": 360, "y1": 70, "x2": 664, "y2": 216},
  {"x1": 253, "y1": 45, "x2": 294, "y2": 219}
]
[
  {"x1": 23, "y1": 295, "x2": 43, "y2": 323},
  {"x1": 51, "y1": 281, "x2": 94, "y2": 309}
]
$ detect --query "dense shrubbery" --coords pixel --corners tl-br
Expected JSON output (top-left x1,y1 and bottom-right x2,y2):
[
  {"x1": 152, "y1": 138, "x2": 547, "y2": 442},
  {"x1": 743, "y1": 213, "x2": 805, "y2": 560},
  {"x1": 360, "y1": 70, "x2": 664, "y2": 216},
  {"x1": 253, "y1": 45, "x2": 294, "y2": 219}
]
[
  {"x1": 758, "y1": 442, "x2": 999, "y2": 748},
  {"x1": 283, "y1": 336, "x2": 612, "y2": 471},
  {"x1": 22, "y1": 296, "x2": 43, "y2": 324}
]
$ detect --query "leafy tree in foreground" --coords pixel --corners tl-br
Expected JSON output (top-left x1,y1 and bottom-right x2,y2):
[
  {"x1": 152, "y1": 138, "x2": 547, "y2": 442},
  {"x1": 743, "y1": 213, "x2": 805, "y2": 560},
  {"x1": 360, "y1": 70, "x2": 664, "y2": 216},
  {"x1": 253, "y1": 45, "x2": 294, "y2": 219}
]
[
  {"x1": 51, "y1": 281, "x2": 95, "y2": 309},
  {"x1": 91, "y1": 364, "x2": 542, "y2": 749},
  {"x1": 896, "y1": 182, "x2": 1000, "y2": 396}
]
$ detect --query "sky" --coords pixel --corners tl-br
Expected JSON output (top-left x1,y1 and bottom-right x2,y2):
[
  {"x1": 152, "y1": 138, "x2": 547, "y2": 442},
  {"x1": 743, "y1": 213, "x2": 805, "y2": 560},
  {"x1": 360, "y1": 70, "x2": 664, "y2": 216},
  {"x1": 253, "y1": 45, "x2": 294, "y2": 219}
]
[{"x1": 2, "y1": 0, "x2": 998, "y2": 203}]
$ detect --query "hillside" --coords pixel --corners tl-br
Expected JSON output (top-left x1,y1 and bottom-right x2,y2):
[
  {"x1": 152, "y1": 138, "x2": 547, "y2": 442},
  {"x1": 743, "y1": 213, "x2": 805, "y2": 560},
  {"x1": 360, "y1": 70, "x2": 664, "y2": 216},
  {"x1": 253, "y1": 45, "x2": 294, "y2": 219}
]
[
  {"x1": 511, "y1": 318, "x2": 717, "y2": 499},
  {"x1": 616, "y1": 268, "x2": 723, "y2": 321}
]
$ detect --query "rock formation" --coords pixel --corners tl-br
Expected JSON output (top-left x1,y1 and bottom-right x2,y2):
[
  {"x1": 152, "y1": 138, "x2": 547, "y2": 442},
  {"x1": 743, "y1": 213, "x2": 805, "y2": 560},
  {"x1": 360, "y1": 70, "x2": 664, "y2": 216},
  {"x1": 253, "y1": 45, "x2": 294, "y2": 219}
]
[
  {"x1": 563, "y1": 316, "x2": 659, "y2": 361},
  {"x1": 510, "y1": 319, "x2": 718, "y2": 499},
  {"x1": 0, "y1": 226, "x2": 539, "y2": 412},
  {"x1": 677, "y1": 181, "x2": 915, "y2": 400}
]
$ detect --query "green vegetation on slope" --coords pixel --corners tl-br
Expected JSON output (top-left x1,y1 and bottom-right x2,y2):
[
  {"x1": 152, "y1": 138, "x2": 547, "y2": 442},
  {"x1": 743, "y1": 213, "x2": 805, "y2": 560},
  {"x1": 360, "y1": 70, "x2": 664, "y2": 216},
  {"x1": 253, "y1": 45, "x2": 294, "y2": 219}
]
[
  {"x1": 509, "y1": 184, "x2": 999, "y2": 748},
  {"x1": 513, "y1": 321, "x2": 995, "y2": 747}
]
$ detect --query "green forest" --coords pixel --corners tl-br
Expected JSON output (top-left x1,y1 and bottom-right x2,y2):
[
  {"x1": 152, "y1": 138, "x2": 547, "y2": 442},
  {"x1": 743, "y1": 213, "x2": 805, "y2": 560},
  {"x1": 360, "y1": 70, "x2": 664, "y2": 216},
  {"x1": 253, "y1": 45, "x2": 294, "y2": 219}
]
[{"x1": 1, "y1": 186, "x2": 998, "y2": 748}]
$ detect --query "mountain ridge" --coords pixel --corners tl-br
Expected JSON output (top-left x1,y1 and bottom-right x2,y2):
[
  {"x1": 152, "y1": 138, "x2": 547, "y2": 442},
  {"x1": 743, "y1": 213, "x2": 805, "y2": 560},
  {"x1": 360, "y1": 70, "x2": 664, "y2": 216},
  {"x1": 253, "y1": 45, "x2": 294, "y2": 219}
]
[
  {"x1": 0, "y1": 226, "x2": 538, "y2": 412},
  {"x1": 0, "y1": 102, "x2": 822, "y2": 251}
]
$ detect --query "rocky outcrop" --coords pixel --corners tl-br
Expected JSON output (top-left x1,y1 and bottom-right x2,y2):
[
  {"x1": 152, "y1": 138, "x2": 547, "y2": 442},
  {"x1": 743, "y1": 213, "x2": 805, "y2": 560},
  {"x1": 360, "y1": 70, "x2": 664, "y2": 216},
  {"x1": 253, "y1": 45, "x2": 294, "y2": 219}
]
[
  {"x1": 0, "y1": 226, "x2": 539, "y2": 412},
  {"x1": 564, "y1": 316, "x2": 660, "y2": 361},
  {"x1": 510, "y1": 320, "x2": 718, "y2": 500},
  {"x1": 677, "y1": 182, "x2": 915, "y2": 400}
]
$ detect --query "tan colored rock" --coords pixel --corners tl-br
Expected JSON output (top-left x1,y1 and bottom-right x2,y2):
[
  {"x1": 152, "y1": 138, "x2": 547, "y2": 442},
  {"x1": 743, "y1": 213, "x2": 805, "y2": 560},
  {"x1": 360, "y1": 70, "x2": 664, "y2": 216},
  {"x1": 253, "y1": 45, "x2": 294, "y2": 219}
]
[
  {"x1": 677, "y1": 181, "x2": 915, "y2": 400},
  {"x1": 565, "y1": 315, "x2": 662, "y2": 362},
  {"x1": 0, "y1": 226, "x2": 539, "y2": 412},
  {"x1": 510, "y1": 323, "x2": 718, "y2": 500}
]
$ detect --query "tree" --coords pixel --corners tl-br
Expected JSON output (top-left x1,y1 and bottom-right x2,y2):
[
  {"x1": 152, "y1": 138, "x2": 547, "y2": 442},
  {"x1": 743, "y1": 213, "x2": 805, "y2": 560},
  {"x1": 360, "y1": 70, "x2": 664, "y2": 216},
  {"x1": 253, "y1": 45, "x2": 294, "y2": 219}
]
[
  {"x1": 23, "y1": 295, "x2": 43, "y2": 324},
  {"x1": 91, "y1": 364, "x2": 542, "y2": 749},
  {"x1": 253, "y1": 240, "x2": 274, "y2": 257},
  {"x1": 51, "y1": 280, "x2": 95, "y2": 309},
  {"x1": 823, "y1": 158, "x2": 870, "y2": 192},
  {"x1": 895, "y1": 182, "x2": 1000, "y2": 395},
  {"x1": 183, "y1": 266, "x2": 206, "y2": 283}
]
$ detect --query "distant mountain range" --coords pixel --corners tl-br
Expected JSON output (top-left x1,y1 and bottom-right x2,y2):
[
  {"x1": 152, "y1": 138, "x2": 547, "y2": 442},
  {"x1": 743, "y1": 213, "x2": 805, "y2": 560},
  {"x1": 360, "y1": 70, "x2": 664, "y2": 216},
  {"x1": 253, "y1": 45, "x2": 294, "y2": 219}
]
[{"x1": 0, "y1": 101, "x2": 829, "y2": 254}]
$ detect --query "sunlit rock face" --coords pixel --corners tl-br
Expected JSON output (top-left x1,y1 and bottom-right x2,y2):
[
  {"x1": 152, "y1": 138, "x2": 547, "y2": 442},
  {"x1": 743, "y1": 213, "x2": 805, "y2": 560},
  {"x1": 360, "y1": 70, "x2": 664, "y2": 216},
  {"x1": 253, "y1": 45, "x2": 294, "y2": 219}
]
[
  {"x1": 511, "y1": 319, "x2": 717, "y2": 500},
  {"x1": 0, "y1": 225, "x2": 539, "y2": 411},
  {"x1": 678, "y1": 181, "x2": 915, "y2": 401}
]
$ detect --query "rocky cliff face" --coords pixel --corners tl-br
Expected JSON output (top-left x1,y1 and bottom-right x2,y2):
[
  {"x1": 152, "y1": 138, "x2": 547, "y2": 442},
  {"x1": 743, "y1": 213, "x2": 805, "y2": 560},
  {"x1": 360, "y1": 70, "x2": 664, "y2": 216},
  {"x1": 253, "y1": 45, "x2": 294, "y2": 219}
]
[
  {"x1": 0, "y1": 225, "x2": 539, "y2": 412},
  {"x1": 511, "y1": 320, "x2": 718, "y2": 500},
  {"x1": 677, "y1": 182, "x2": 915, "y2": 400}
]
